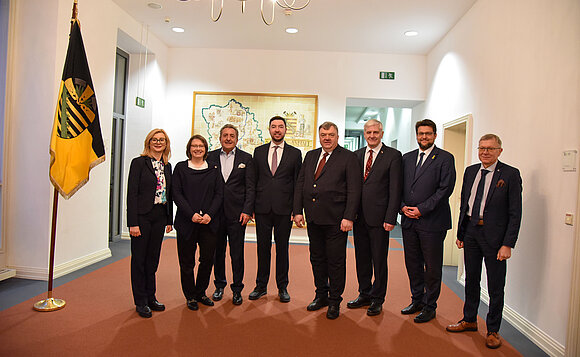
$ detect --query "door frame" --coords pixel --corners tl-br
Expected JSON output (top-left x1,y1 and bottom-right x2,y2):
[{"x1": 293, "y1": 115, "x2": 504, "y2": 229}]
[{"x1": 442, "y1": 114, "x2": 473, "y2": 278}]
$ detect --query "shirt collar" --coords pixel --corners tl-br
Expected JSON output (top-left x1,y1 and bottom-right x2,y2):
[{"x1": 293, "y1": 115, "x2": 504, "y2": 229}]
[
  {"x1": 480, "y1": 160, "x2": 498, "y2": 172},
  {"x1": 270, "y1": 141, "x2": 285, "y2": 150},
  {"x1": 221, "y1": 147, "x2": 236, "y2": 156},
  {"x1": 419, "y1": 145, "x2": 435, "y2": 157},
  {"x1": 366, "y1": 144, "x2": 381, "y2": 155}
]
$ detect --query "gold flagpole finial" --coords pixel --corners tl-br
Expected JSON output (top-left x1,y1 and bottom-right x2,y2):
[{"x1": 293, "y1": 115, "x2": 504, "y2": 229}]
[{"x1": 71, "y1": 0, "x2": 78, "y2": 21}]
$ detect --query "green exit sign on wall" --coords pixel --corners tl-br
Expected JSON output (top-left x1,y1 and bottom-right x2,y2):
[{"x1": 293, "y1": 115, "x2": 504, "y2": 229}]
[
  {"x1": 136, "y1": 97, "x2": 145, "y2": 108},
  {"x1": 379, "y1": 71, "x2": 395, "y2": 80}
]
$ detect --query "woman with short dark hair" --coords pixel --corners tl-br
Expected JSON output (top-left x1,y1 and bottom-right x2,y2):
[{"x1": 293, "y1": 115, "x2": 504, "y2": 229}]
[{"x1": 173, "y1": 134, "x2": 223, "y2": 310}]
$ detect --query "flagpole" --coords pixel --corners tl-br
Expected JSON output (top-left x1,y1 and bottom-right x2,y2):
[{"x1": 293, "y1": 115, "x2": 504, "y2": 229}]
[
  {"x1": 33, "y1": 188, "x2": 66, "y2": 311},
  {"x1": 34, "y1": 0, "x2": 80, "y2": 312}
]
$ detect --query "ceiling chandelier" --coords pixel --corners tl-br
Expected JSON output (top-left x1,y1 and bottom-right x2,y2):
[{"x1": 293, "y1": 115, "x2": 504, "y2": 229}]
[{"x1": 211, "y1": 0, "x2": 311, "y2": 25}]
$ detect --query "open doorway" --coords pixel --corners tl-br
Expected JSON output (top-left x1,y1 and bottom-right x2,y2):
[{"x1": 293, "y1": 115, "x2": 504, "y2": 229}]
[{"x1": 442, "y1": 114, "x2": 472, "y2": 275}]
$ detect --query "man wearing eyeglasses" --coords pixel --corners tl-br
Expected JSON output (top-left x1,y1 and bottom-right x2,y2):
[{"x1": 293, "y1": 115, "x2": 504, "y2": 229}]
[
  {"x1": 400, "y1": 119, "x2": 456, "y2": 323},
  {"x1": 446, "y1": 134, "x2": 522, "y2": 349}
]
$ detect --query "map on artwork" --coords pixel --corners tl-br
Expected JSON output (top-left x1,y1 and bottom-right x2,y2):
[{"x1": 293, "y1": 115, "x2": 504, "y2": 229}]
[{"x1": 193, "y1": 92, "x2": 317, "y2": 156}]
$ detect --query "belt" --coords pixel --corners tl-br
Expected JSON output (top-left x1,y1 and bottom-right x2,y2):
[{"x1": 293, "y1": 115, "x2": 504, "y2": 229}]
[{"x1": 466, "y1": 216, "x2": 484, "y2": 226}]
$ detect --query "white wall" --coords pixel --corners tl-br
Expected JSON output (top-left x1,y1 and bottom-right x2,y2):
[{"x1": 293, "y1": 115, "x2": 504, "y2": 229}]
[
  {"x1": 163, "y1": 48, "x2": 426, "y2": 169},
  {"x1": 4, "y1": 0, "x2": 168, "y2": 278},
  {"x1": 420, "y1": 0, "x2": 580, "y2": 351}
]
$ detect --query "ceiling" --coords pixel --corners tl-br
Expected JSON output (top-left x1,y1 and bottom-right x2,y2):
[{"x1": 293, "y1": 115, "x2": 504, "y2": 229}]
[{"x1": 112, "y1": 0, "x2": 477, "y2": 55}]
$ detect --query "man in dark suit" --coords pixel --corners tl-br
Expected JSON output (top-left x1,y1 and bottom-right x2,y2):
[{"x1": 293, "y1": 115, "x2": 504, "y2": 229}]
[
  {"x1": 208, "y1": 124, "x2": 255, "y2": 306},
  {"x1": 446, "y1": 134, "x2": 522, "y2": 349},
  {"x1": 250, "y1": 116, "x2": 302, "y2": 303},
  {"x1": 400, "y1": 119, "x2": 456, "y2": 323},
  {"x1": 293, "y1": 121, "x2": 362, "y2": 319},
  {"x1": 347, "y1": 119, "x2": 402, "y2": 316}
]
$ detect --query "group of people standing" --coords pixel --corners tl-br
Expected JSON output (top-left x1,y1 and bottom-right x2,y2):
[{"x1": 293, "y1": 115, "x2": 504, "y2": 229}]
[{"x1": 127, "y1": 116, "x2": 522, "y2": 350}]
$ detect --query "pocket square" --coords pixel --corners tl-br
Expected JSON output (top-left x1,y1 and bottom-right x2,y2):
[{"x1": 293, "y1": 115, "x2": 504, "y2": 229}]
[
  {"x1": 496, "y1": 179, "x2": 506, "y2": 188},
  {"x1": 238, "y1": 163, "x2": 246, "y2": 169}
]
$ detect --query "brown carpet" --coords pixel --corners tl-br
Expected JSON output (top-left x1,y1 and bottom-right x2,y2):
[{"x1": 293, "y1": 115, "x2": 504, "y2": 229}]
[{"x1": 0, "y1": 237, "x2": 521, "y2": 357}]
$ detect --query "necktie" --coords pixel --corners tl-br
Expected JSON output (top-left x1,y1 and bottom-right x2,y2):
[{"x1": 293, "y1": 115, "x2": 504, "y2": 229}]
[
  {"x1": 414, "y1": 152, "x2": 425, "y2": 179},
  {"x1": 471, "y1": 169, "x2": 490, "y2": 225},
  {"x1": 364, "y1": 149, "x2": 373, "y2": 181},
  {"x1": 271, "y1": 145, "x2": 279, "y2": 175},
  {"x1": 314, "y1": 152, "x2": 328, "y2": 180}
]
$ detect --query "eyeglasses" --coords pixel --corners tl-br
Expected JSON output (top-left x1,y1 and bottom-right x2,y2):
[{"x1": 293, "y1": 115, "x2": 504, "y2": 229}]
[
  {"x1": 190, "y1": 145, "x2": 205, "y2": 148},
  {"x1": 477, "y1": 147, "x2": 501, "y2": 152},
  {"x1": 151, "y1": 138, "x2": 166, "y2": 143}
]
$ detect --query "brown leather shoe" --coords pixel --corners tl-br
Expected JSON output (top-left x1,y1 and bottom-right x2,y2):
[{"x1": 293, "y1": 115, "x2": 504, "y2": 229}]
[
  {"x1": 486, "y1": 332, "x2": 502, "y2": 349},
  {"x1": 446, "y1": 320, "x2": 478, "y2": 332}
]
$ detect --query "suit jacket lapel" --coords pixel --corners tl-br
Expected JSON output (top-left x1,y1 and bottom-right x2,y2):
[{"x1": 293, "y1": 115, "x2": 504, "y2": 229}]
[
  {"x1": 145, "y1": 157, "x2": 155, "y2": 175},
  {"x1": 485, "y1": 161, "x2": 503, "y2": 206},
  {"x1": 367, "y1": 143, "x2": 386, "y2": 179},
  {"x1": 318, "y1": 146, "x2": 341, "y2": 179},
  {"x1": 413, "y1": 146, "x2": 438, "y2": 184}
]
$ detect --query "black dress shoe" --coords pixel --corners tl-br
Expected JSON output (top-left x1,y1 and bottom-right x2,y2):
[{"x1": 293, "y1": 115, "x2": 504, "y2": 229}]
[
  {"x1": 136, "y1": 305, "x2": 152, "y2": 318},
  {"x1": 307, "y1": 297, "x2": 329, "y2": 311},
  {"x1": 212, "y1": 288, "x2": 224, "y2": 301},
  {"x1": 366, "y1": 301, "x2": 383, "y2": 316},
  {"x1": 326, "y1": 304, "x2": 340, "y2": 320},
  {"x1": 248, "y1": 288, "x2": 267, "y2": 300},
  {"x1": 414, "y1": 308, "x2": 436, "y2": 323},
  {"x1": 198, "y1": 296, "x2": 214, "y2": 306},
  {"x1": 278, "y1": 288, "x2": 290, "y2": 303},
  {"x1": 401, "y1": 301, "x2": 425, "y2": 315},
  {"x1": 148, "y1": 299, "x2": 165, "y2": 311},
  {"x1": 346, "y1": 296, "x2": 372, "y2": 309},
  {"x1": 186, "y1": 299, "x2": 199, "y2": 311},
  {"x1": 232, "y1": 292, "x2": 243, "y2": 305}
]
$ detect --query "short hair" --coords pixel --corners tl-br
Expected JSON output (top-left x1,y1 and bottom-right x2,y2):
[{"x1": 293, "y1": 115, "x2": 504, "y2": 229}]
[
  {"x1": 269, "y1": 116, "x2": 286, "y2": 126},
  {"x1": 480, "y1": 133, "x2": 502, "y2": 147},
  {"x1": 318, "y1": 121, "x2": 339, "y2": 133},
  {"x1": 415, "y1": 119, "x2": 437, "y2": 134},
  {"x1": 364, "y1": 119, "x2": 383, "y2": 131},
  {"x1": 142, "y1": 128, "x2": 171, "y2": 164},
  {"x1": 186, "y1": 134, "x2": 209, "y2": 160},
  {"x1": 219, "y1": 124, "x2": 239, "y2": 138}
]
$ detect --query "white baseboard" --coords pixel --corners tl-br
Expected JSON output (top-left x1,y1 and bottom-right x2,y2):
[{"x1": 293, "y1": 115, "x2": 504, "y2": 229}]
[
  {"x1": 456, "y1": 277, "x2": 565, "y2": 356},
  {"x1": 11, "y1": 248, "x2": 112, "y2": 280},
  {"x1": 0, "y1": 268, "x2": 16, "y2": 281}
]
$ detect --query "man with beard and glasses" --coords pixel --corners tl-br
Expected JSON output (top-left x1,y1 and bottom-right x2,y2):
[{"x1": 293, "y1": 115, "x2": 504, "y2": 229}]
[
  {"x1": 250, "y1": 116, "x2": 302, "y2": 303},
  {"x1": 400, "y1": 119, "x2": 456, "y2": 323}
]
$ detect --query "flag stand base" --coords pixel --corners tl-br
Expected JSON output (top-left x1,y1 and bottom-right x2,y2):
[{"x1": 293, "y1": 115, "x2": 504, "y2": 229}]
[{"x1": 33, "y1": 297, "x2": 66, "y2": 312}]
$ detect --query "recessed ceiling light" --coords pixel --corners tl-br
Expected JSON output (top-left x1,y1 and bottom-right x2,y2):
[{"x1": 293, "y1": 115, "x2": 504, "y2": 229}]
[
  {"x1": 172, "y1": 27, "x2": 185, "y2": 33},
  {"x1": 147, "y1": 2, "x2": 162, "y2": 9},
  {"x1": 404, "y1": 30, "x2": 419, "y2": 37},
  {"x1": 286, "y1": 27, "x2": 298, "y2": 34}
]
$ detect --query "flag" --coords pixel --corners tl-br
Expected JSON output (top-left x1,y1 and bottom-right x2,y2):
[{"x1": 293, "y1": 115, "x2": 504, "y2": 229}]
[{"x1": 50, "y1": 19, "x2": 105, "y2": 199}]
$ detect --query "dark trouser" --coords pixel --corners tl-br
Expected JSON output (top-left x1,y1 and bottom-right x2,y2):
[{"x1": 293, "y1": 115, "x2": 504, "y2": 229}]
[
  {"x1": 254, "y1": 212, "x2": 292, "y2": 290},
  {"x1": 462, "y1": 223, "x2": 507, "y2": 333},
  {"x1": 353, "y1": 219, "x2": 390, "y2": 303},
  {"x1": 402, "y1": 225, "x2": 446, "y2": 310},
  {"x1": 177, "y1": 224, "x2": 217, "y2": 301},
  {"x1": 213, "y1": 217, "x2": 246, "y2": 293},
  {"x1": 306, "y1": 222, "x2": 347, "y2": 305},
  {"x1": 130, "y1": 204, "x2": 166, "y2": 307}
]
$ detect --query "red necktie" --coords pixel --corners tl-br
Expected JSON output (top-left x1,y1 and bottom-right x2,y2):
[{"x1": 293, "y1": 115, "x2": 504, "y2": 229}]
[
  {"x1": 364, "y1": 149, "x2": 373, "y2": 181},
  {"x1": 314, "y1": 152, "x2": 328, "y2": 180}
]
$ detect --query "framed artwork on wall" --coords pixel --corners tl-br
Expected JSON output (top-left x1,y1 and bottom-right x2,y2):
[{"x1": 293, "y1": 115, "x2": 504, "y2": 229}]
[{"x1": 192, "y1": 91, "x2": 318, "y2": 156}]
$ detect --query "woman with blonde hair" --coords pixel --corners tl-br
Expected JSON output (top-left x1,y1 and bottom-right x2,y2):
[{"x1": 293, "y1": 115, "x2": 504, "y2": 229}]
[{"x1": 127, "y1": 129, "x2": 173, "y2": 318}]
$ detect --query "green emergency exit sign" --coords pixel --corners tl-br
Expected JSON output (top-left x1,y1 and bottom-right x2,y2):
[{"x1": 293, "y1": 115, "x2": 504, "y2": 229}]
[
  {"x1": 136, "y1": 97, "x2": 145, "y2": 108},
  {"x1": 379, "y1": 71, "x2": 395, "y2": 80}
]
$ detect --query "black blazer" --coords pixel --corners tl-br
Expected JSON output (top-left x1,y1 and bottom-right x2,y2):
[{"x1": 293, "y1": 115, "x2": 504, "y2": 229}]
[
  {"x1": 172, "y1": 160, "x2": 224, "y2": 235},
  {"x1": 294, "y1": 145, "x2": 362, "y2": 225},
  {"x1": 457, "y1": 161, "x2": 522, "y2": 249},
  {"x1": 207, "y1": 147, "x2": 256, "y2": 220},
  {"x1": 400, "y1": 146, "x2": 456, "y2": 231},
  {"x1": 355, "y1": 143, "x2": 403, "y2": 227},
  {"x1": 253, "y1": 142, "x2": 302, "y2": 216},
  {"x1": 126, "y1": 155, "x2": 173, "y2": 227}
]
